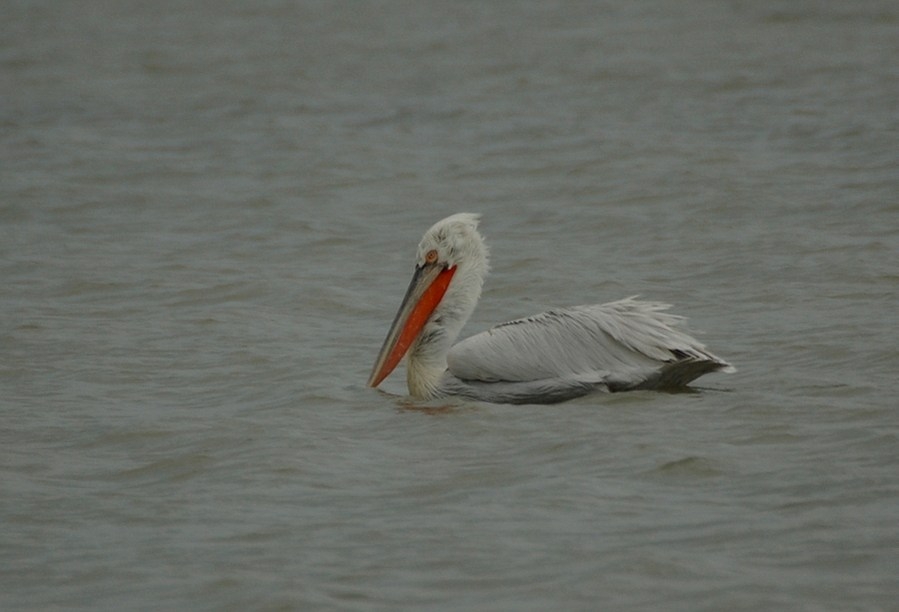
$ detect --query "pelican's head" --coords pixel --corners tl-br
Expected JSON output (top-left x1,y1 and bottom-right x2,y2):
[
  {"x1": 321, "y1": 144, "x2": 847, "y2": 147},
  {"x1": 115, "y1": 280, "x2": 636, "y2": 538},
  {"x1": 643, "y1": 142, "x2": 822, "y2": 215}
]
[
  {"x1": 414, "y1": 213, "x2": 489, "y2": 275},
  {"x1": 368, "y1": 213, "x2": 489, "y2": 390}
]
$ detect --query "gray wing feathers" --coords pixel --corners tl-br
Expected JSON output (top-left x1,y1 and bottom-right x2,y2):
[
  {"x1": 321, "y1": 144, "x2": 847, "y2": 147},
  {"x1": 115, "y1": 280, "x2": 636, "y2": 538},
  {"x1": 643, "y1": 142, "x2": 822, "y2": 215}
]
[{"x1": 446, "y1": 297, "x2": 733, "y2": 389}]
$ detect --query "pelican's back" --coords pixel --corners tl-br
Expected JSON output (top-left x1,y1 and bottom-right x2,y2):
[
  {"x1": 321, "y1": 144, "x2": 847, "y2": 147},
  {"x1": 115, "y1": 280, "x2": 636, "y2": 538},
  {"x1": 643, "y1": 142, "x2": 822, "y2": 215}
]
[{"x1": 446, "y1": 298, "x2": 734, "y2": 391}]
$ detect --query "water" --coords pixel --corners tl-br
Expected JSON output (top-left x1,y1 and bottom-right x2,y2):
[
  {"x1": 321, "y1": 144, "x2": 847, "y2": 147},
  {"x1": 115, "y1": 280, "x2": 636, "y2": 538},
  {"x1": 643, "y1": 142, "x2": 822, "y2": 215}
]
[{"x1": 2, "y1": 1, "x2": 898, "y2": 609}]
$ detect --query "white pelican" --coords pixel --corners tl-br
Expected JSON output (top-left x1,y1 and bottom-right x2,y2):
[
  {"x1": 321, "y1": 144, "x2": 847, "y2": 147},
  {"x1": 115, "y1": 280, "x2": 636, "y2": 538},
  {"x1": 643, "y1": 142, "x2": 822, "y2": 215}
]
[{"x1": 368, "y1": 213, "x2": 734, "y2": 404}]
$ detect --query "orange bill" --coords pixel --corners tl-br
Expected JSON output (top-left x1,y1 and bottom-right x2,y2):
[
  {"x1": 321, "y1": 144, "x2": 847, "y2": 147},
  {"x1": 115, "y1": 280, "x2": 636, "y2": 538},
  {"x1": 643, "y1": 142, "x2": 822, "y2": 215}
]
[{"x1": 368, "y1": 263, "x2": 456, "y2": 388}]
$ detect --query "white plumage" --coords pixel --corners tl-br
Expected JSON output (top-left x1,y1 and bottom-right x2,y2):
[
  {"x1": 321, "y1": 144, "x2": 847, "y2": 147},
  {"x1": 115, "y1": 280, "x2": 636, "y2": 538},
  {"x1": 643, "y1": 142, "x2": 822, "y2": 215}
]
[{"x1": 368, "y1": 213, "x2": 733, "y2": 404}]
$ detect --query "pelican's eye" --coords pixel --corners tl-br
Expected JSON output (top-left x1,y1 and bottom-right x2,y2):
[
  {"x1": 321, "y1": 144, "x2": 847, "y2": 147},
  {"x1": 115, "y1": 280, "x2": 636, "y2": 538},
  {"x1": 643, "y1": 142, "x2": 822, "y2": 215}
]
[{"x1": 425, "y1": 249, "x2": 439, "y2": 265}]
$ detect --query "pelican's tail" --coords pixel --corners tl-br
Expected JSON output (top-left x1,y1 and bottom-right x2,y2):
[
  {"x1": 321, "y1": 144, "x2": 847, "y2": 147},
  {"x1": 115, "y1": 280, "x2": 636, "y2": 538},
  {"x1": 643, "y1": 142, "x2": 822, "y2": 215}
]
[{"x1": 623, "y1": 356, "x2": 734, "y2": 391}]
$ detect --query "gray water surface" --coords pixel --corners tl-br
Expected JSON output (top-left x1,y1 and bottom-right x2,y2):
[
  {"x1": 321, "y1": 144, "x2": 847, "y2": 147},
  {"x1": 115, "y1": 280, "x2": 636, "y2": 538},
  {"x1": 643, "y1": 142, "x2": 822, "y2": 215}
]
[{"x1": 3, "y1": 1, "x2": 898, "y2": 610}]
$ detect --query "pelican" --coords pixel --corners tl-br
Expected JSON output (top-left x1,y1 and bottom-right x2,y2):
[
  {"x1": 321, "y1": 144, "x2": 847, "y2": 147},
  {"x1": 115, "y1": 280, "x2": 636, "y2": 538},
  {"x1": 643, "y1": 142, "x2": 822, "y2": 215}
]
[{"x1": 368, "y1": 213, "x2": 734, "y2": 404}]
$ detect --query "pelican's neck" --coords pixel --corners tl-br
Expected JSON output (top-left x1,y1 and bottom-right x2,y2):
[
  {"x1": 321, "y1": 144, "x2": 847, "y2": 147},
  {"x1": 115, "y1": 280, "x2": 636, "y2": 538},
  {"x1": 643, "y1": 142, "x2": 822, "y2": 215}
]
[
  {"x1": 407, "y1": 345, "x2": 450, "y2": 399},
  {"x1": 406, "y1": 260, "x2": 486, "y2": 399}
]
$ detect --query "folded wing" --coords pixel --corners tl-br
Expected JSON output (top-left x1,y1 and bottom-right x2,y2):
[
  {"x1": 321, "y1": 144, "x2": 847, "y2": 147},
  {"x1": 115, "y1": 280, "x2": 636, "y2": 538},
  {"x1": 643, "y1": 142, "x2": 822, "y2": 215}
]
[{"x1": 446, "y1": 297, "x2": 734, "y2": 390}]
